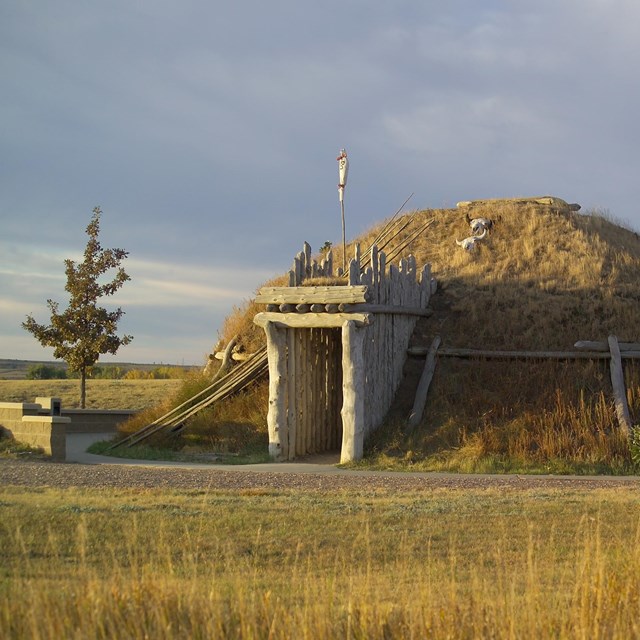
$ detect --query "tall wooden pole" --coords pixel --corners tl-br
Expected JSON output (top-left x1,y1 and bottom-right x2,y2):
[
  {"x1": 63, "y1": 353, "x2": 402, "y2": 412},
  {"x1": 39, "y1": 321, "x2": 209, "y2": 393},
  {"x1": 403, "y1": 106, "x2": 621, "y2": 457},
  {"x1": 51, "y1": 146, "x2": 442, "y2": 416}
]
[
  {"x1": 340, "y1": 199, "x2": 346, "y2": 273},
  {"x1": 337, "y1": 149, "x2": 349, "y2": 273}
]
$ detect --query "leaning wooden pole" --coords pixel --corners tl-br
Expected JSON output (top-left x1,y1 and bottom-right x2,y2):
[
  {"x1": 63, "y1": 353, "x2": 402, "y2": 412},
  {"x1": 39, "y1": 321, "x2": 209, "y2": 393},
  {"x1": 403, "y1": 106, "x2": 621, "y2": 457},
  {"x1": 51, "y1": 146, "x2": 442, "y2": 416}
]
[
  {"x1": 407, "y1": 335, "x2": 441, "y2": 430},
  {"x1": 608, "y1": 335, "x2": 633, "y2": 437}
]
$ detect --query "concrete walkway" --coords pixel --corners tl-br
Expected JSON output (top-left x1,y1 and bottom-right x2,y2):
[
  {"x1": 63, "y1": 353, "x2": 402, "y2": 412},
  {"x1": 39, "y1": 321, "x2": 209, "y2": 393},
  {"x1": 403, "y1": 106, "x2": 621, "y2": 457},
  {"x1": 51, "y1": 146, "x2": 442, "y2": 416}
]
[
  {"x1": 66, "y1": 432, "x2": 354, "y2": 475},
  {"x1": 65, "y1": 433, "x2": 640, "y2": 482}
]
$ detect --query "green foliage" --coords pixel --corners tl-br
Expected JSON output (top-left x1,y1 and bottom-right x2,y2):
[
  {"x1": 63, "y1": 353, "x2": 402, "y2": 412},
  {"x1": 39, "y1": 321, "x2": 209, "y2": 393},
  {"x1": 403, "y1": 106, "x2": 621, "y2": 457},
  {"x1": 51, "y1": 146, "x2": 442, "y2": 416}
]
[
  {"x1": 22, "y1": 207, "x2": 133, "y2": 407},
  {"x1": 122, "y1": 366, "x2": 189, "y2": 380},
  {"x1": 629, "y1": 427, "x2": 640, "y2": 468},
  {"x1": 25, "y1": 364, "x2": 67, "y2": 380}
]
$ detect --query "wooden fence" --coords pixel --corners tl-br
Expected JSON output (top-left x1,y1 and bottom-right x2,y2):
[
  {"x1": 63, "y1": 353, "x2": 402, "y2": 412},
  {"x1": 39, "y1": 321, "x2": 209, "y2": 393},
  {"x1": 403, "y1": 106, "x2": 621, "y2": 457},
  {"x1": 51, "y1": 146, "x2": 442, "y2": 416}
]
[
  {"x1": 254, "y1": 242, "x2": 435, "y2": 462},
  {"x1": 407, "y1": 336, "x2": 640, "y2": 437}
]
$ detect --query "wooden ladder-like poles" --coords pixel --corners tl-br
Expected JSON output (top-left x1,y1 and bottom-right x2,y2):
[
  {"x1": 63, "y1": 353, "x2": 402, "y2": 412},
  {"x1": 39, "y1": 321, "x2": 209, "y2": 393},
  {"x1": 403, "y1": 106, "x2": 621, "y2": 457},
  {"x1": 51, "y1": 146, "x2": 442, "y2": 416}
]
[{"x1": 108, "y1": 347, "x2": 268, "y2": 449}]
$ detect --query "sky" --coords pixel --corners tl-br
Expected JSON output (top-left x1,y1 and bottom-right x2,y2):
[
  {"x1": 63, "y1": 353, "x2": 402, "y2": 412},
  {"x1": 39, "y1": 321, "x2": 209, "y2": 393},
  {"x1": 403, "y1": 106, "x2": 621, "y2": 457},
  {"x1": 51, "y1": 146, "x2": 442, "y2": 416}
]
[{"x1": 2, "y1": 1, "x2": 640, "y2": 366}]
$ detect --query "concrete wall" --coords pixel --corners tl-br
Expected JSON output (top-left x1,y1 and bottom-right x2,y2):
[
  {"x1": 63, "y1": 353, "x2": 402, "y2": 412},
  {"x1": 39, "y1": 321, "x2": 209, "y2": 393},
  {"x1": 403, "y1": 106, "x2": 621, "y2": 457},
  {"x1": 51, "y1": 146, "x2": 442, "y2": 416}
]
[
  {"x1": 63, "y1": 409, "x2": 136, "y2": 433},
  {"x1": 0, "y1": 398, "x2": 137, "y2": 459},
  {"x1": 0, "y1": 402, "x2": 69, "y2": 459},
  {"x1": 16, "y1": 415, "x2": 69, "y2": 460}
]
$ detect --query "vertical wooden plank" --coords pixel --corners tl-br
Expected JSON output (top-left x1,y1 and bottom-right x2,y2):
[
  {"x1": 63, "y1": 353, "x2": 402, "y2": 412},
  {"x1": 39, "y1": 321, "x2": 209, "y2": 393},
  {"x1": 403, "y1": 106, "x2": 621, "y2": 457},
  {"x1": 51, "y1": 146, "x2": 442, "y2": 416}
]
[
  {"x1": 296, "y1": 329, "x2": 305, "y2": 454},
  {"x1": 335, "y1": 329, "x2": 344, "y2": 450},
  {"x1": 348, "y1": 258, "x2": 360, "y2": 286},
  {"x1": 264, "y1": 322, "x2": 288, "y2": 461},
  {"x1": 371, "y1": 245, "x2": 379, "y2": 292},
  {"x1": 302, "y1": 329, "x2": 312, "y2": 454},
  {"x1": 420, "y1": 264, "x2": 431, "y2": 307},
  {"x1": 312, "y1": 329, "x2": 321, "y2": 452},
  {"x1": 314, "y1": 329, "x2": 327, "y2": 452},
  {"x1": 341, "y1": 320, "x2": 365, "y2": 462},
  {"x1": 328, "y1": 329, "x2": 338, "y2": 450},
  {"x1": 287, "y1": 329, "x2": 298, "y2": 459},
  {"x1": 303, "y1": 242, "x2": 312, "y2": 278},
  {"x1": 608, "y1": 335, "x2": 632, "y2": 437},
  {"x1": 378, "y1": 251, "x2": 387, "y2": 304},
  {"x1": 320, "y1": 329, "x2": 328, "y2": 451},
  {"x1": 321, "y1": 329, "x2": 332, "y2": 451}
]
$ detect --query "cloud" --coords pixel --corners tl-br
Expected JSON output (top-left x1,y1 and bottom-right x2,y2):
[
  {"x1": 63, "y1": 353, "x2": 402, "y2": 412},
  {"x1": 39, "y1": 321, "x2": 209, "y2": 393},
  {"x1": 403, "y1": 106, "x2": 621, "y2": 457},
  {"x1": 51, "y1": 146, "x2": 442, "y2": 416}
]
[
  {"x1": 0, "y1": 241, "x2": 274, "y2": 364},
  {"x1": 3, "y1": 1, "x2": 640, "y2": 365}
]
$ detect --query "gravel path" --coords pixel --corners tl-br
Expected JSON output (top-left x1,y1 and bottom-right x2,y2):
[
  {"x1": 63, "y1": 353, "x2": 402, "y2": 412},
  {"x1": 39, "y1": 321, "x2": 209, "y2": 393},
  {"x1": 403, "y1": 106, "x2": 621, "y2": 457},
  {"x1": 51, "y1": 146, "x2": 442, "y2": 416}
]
[{"x1": 2, "y1": 458, "x2": 639, "y2": 493}]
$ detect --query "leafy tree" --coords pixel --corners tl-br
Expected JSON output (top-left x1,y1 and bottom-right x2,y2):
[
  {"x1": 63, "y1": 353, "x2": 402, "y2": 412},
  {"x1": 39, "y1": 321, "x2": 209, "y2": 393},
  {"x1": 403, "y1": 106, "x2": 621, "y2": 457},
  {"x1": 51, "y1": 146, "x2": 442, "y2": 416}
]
[
  {"x1": 22, "y1": 207, "x2": 133, "y2": 407},
  {"x1": 26, "y1": 364, "x2": 67, "y2": 380}
]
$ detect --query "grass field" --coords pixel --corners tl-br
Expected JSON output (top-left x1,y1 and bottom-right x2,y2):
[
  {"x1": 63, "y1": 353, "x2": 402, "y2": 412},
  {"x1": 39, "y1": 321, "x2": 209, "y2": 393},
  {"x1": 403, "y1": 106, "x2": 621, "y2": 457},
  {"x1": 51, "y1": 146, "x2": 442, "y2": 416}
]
[
  {"x1": 0, "y1": 379, "x2": 182, "y2": 410},
  {"x1": 1, "y1": 483, "x2": 639, "y2": 638}
]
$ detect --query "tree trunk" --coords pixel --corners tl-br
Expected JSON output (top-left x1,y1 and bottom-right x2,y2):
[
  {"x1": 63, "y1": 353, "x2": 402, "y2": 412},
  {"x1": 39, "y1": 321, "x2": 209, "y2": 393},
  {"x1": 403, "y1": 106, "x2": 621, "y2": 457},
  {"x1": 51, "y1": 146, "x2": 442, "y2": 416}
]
[{"x1": 80, "y1": 368, "x2": 87, "y2": 409}]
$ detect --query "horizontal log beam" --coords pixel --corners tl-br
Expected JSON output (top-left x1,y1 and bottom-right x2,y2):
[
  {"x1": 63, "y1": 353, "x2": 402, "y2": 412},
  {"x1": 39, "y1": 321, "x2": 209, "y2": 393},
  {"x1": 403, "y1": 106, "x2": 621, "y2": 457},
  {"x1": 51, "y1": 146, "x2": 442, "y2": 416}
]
[
  {"x1": 408, "y1": 347, "x2": 614, "y2": 360},
  {"x1": 339, "y1": 304, "x2": 433, "y2": 317},
  {"x1": 254, "y1": 312, "x2": 372, "y2": 329},
  {"x1": 574, "y1": 340, "x2": 640, "y2": 352},
  {"x1": 255, "y1": 285, "x2": 369, "y2": 305}
]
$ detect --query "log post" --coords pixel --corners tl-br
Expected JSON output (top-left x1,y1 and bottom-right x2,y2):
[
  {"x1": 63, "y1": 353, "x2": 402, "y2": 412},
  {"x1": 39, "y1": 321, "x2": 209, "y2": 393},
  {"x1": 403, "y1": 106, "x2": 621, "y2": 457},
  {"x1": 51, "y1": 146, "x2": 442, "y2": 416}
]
[
  {"x1": 264, "y1": 322, "x2": 288, "y2": 460},
  {"x1": 608, "y1": 335, "x2": 633, "y2": 437},
  {"x1": 341, "y1": 320, "x2": 365, "y2": 462},
  {"x1": 407, "y1": 336, "x2": 441, "y2": 430}
]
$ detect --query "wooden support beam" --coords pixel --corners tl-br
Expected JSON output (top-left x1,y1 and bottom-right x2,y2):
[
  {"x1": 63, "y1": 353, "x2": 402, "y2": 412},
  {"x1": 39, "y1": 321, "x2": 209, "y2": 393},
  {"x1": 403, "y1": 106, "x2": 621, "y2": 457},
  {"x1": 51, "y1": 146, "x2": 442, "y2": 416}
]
[
  {"x1": 264, "y1": 322, "x2": 288, "y2": 460},
  {"x1": 255, "y1": 285, "x2": 369, "y2": 305},
  {"x1": 408, "y1": 346, "x2": 613, "y2": 360},
  {"x1": 575, "y1": 340, "x2": 640, "y2": 352},
  {"x1": 608, "y1": 335, "x2": 633, "y2": 438},
  {"x1": 407, "y1": 336, "x2": 441, "y2": 430},
  {"x1": 341, "y1": 320, "x2": 365, "y2": 462},
  {"x1": 338, "y1": 303, "x2": 433, "y2": 317},
  {"x1": 254, "y1": 312, "x2": 372, "y2": 329}
]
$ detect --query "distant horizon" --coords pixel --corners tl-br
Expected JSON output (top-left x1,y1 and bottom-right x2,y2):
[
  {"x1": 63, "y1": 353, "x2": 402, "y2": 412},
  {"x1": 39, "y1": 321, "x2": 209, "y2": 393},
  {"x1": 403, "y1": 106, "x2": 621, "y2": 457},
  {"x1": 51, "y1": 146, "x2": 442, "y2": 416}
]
[{"x1": 0, "y1": 356, "x2": 201, "y2": 368}]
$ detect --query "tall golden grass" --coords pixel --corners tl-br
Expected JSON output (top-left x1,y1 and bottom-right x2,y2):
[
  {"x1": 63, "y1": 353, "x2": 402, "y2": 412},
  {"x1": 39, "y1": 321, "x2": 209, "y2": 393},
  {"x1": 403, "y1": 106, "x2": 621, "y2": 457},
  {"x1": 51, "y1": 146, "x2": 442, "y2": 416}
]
[{"x1": 2, "y1": 484, "x2": 640, "y2": 638}]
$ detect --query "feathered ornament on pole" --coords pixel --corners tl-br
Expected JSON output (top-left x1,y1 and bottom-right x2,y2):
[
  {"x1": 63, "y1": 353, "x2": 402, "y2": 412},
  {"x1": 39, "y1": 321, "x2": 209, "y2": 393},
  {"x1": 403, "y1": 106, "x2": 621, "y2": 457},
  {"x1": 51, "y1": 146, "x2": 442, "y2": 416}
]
[{"x1": 337, "y1": 148, "x2": 349, "y2": 273}]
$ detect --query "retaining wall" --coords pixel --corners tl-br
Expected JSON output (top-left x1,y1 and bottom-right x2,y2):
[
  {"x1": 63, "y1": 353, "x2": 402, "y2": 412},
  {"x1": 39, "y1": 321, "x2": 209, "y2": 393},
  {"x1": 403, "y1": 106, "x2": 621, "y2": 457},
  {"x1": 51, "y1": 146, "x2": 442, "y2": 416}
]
[{"x1": 0, "y1": 398, "x2": 136, "y2": 460}]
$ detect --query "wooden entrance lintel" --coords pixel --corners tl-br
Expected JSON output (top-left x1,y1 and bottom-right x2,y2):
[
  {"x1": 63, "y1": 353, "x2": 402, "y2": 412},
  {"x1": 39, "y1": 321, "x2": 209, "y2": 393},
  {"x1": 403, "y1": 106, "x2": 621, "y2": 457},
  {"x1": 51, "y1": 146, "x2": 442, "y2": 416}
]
[{"x1": 254, "y1": 312, "x2": 372, "y2": 329}]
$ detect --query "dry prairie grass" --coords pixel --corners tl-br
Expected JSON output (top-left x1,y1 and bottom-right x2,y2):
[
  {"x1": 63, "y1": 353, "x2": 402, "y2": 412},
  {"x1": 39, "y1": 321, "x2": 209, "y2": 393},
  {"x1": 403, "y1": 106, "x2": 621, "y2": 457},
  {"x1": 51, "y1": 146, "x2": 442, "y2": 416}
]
[
  {"x1": 0, "y1": 379, "x2": 182, "y2": 410},
  {"x1": 2, "y1": 484, "x2": 640, "y2": 639},
  {"x1": 217, "y1": 203, "x2": 640, "y2": 351}
]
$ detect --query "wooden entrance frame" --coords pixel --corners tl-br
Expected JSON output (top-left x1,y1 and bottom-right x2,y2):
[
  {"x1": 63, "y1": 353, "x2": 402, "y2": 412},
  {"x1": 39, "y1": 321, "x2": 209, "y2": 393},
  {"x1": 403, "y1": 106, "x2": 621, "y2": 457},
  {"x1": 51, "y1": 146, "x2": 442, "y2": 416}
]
[{"x1": 254, "y1": 242, "x2": 435, "y2": 462}]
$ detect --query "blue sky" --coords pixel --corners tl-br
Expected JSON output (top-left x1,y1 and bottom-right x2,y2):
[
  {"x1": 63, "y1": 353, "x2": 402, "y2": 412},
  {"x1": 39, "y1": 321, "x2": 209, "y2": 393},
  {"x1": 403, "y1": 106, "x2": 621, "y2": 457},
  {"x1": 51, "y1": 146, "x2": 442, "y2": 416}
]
[{"x1": 2, "y1": 1, "x2": 639, "y2": 365}]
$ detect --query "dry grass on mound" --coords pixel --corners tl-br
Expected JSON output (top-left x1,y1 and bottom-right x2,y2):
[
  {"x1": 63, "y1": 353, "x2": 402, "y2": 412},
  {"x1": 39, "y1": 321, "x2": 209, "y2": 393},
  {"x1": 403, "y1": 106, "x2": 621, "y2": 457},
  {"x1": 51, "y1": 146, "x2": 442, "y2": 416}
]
[
  {"x1": 366, "y1": 357, "x2": 640, "y2": 474},
  {"x1": 156, "y1": 202, "x2": 640, "y2": 470}
]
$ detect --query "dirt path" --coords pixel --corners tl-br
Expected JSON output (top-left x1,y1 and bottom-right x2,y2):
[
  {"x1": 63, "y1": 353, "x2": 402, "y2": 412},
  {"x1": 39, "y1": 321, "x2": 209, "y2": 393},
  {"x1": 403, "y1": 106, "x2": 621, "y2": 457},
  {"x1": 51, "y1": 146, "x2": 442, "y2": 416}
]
[{"x1": 1, "y1": 459, "x2": 638, "y2": 492}]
